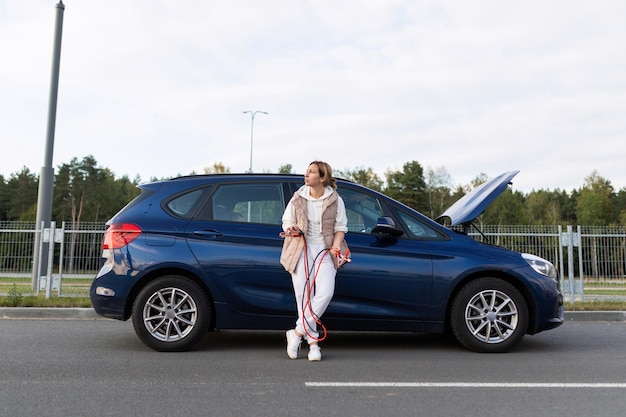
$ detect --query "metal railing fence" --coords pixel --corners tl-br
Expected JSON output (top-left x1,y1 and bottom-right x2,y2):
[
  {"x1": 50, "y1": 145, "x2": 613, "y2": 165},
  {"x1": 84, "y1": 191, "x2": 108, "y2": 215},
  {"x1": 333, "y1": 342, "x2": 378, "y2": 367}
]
[
  {"x1": 1, "y1": 222, "x2": 625, "y2": 300},
  {"x1": 470, "y1": 225, "x2": 626, "y2": 301},
  {"x1": 0, "y1": 221, "x2": 105, "y2": 297}
]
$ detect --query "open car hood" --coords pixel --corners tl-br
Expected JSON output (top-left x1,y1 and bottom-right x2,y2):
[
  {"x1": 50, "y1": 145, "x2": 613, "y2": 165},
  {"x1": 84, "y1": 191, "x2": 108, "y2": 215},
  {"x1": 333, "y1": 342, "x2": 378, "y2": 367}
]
[{"x1": 436, "y1": 171, "x2": 519, "y2": 227}]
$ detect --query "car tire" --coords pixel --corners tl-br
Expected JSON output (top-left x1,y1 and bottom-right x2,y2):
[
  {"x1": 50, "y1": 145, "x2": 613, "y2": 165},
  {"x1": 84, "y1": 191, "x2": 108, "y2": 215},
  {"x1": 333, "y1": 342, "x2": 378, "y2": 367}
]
[
  {"x1": 132, "y1": 275, "x2": 211, "y2": 352},
  {"x1": 450, "y1": 277, "x2": 528, "y2": 353}
]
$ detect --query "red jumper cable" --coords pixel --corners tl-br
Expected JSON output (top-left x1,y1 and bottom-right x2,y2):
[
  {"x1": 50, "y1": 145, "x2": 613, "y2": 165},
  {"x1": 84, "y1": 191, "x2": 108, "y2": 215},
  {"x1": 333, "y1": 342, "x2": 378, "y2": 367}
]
[{"x1": 280, "y1": 229, "x2": 350, "y2": 342}]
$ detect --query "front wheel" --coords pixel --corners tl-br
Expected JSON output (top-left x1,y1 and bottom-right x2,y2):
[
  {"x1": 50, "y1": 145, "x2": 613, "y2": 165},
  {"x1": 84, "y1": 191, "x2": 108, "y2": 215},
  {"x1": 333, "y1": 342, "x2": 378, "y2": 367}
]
[
  {"x1": 450, "y1": 277, "x2": 528, "y2": 353},
  {"x1": 132, "y1": 275, "x2": 211, "y2": 352}
]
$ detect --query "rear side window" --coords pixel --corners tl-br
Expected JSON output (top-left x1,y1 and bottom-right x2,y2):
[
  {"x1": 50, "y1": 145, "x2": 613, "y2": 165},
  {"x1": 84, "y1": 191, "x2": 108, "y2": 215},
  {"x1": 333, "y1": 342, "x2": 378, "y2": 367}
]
[
  {"x1": 165, "y1": 188, "x2": 207, "y2": 218},
  {"x1": 199, "y1": 183, "x2": 284, "y2": 225}
]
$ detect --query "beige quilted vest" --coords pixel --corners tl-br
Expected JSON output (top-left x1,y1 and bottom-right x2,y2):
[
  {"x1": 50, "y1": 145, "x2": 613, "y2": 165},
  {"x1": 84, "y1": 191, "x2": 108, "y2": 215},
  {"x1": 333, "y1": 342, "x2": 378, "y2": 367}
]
[{"x1": 280, "y1": 190, "x2": 346, "y2": 273}]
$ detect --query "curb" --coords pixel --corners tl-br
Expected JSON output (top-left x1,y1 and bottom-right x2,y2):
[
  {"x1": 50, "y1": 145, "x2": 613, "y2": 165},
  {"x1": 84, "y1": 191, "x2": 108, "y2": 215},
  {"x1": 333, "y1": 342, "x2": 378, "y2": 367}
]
[
  {"x1": 0, "y1": 307, "x2": 102, "y2": 320},
  {"x1": 1, "y1": 308, "x2": 625, "y2": 322},
  {"x1": 564, "y1": 311, "x2": 626, "y2": 322}
]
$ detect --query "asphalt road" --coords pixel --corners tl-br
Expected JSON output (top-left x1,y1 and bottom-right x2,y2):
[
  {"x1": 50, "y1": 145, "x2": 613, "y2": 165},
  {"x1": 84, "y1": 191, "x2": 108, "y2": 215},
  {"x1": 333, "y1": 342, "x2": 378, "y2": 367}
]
[{"x1": 1, "y1": 318, "x2": 625, "y2": 417}]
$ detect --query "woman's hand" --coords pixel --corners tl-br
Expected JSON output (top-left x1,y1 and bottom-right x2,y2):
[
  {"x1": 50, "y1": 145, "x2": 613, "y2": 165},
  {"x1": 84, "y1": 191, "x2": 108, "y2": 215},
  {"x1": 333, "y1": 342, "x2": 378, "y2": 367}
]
[
  {"x1": 286, "y1": 226, "x2": 301, "y2": 236},
  {"x1": 330, "y1": 246, "x2": 350, "y2": 266}
]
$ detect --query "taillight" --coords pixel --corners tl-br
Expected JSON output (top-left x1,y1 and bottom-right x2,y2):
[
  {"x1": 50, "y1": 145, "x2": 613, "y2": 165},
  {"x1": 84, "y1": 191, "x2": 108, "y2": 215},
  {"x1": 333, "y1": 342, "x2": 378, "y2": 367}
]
[{"x1": 102, "y1": 223, "x2": 142, "y2": 249}]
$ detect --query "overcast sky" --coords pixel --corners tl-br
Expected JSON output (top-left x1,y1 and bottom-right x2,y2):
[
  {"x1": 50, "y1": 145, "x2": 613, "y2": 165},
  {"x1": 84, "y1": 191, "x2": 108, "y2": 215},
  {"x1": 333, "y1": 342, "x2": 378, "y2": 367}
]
[{"x1": 1, "y1": 0, "x2": 624, "y2": 193}]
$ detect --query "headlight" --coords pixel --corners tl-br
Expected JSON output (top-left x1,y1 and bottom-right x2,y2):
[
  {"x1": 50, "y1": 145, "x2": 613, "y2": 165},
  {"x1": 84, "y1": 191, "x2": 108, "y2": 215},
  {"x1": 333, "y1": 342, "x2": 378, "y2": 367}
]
[{"x1": 522, "y1": 253, "x2": 557, "y2": 279}]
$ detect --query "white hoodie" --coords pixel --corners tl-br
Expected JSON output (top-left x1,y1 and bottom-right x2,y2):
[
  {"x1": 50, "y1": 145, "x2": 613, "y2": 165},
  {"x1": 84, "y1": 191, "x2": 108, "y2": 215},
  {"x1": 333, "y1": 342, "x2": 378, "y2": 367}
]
[{"x1": 282, "y1": 185, "x2": 348, "y2": 245}]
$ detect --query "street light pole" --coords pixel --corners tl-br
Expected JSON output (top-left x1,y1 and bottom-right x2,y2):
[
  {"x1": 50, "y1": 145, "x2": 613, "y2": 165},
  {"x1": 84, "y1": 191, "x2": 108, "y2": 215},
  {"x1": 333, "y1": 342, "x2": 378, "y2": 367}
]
[
  {"x1": 32, "y1": 0, "x2": 65, "y2": 291},
  {"x1": 243, "y1": 110, "x2": 268, "y2": 173}
]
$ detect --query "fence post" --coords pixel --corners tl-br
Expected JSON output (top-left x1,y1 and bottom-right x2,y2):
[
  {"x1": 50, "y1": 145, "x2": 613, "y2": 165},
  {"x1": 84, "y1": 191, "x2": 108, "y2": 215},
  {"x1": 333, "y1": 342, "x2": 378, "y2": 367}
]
[
  {"x1": 35, "y1": 221, "x2": 45, "y2": 292},
  {"x1": 561, "y1": 225, "x2": 579, "y2": 303},
  {"x1": 38, "y1": 221, "x2": 64, "y2": 299},
  {"x1": 56, "y1": 221, "x2": 66, "y2": 297},
  {"x1": 568, "y1": 225, "x2": 575, "y2": 303},
  {"x1": 45, "y1": 222, "x2": 56, "y2": 299},
  {"x1": 558, "y1": 225, "x2": 564, "y2": 287},
  {"x1": 577, "y1": 225, "x2": 585, "y2": 301}
]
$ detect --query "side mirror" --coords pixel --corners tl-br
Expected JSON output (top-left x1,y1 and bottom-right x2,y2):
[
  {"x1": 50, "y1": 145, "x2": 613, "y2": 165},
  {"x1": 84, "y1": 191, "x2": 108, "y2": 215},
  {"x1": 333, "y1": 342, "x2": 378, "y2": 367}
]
[{"x1": 371, "y1": 216, "x2": 404, "y2": 237}]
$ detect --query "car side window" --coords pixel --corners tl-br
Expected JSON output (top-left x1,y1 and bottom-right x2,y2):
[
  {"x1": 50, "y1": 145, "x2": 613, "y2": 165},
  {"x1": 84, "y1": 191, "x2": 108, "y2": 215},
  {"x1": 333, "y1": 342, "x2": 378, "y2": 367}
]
[
  {"x1": 396, "y1": 210, "x2": 441, "y2": 239},
  {"x1": 204, "y1": 183, "x2": 284, "y2": 225},
  {"x1": 337, "y1": 186, "x2": 384, "y2": 234},
  {"x1": 165, "y1": 188, "x2": 206, "y2": 218}
]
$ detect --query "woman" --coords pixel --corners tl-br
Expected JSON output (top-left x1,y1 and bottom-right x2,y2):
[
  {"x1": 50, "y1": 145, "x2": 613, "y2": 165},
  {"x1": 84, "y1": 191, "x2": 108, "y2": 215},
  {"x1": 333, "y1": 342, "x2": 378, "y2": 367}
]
[{"x1": 280, "y1": 161, "x2": 349, "y2": 361}]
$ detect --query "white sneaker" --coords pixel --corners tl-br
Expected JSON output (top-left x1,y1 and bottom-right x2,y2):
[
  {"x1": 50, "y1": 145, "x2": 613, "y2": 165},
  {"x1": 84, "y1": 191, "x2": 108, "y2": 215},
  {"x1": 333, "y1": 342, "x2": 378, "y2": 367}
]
[
  {"x1": 286, "y1": 330, "x2": 302, "y2": 359},
  {"x1": 308, "y1": 344, "x2": 321, "y2": 362}
]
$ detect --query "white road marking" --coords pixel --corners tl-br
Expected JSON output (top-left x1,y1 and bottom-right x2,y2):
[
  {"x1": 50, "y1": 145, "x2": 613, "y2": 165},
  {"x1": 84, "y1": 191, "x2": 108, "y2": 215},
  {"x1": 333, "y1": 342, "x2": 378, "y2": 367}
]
[{"x1": 306, "y1": 382, "x2": 626, "y2": 388}]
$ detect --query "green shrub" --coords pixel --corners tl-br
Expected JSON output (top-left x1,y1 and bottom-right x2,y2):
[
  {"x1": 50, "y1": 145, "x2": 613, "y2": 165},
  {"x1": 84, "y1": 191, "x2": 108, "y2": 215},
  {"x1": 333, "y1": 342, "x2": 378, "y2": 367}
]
[{"x1": 6, "y1": 284, "x2": 24, "y2": 307}]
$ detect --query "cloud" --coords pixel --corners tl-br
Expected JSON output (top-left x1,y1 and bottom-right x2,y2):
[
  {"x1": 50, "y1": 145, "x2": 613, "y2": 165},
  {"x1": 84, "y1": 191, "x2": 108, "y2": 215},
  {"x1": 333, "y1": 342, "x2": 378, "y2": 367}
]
[{"x1": 1, "y1": 0, "x2": 625, "y2": 194}]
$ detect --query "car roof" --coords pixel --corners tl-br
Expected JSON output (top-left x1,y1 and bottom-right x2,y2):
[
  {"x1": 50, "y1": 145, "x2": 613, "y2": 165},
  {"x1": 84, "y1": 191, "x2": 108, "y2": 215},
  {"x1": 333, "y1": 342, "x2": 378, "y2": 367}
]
[{"x1": 142, "y1": 173, "x2": 357, "y2": 188}]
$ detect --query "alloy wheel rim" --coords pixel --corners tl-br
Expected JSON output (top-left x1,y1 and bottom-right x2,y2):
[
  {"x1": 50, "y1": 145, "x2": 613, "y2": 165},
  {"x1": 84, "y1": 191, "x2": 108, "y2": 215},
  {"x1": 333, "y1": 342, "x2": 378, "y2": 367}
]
[
  {"x1": 464, "y1": 289, "x2": 518, "y2": 344},
  {"x1": 142, "y1": 287, "x2": 198, "y2": 342}
]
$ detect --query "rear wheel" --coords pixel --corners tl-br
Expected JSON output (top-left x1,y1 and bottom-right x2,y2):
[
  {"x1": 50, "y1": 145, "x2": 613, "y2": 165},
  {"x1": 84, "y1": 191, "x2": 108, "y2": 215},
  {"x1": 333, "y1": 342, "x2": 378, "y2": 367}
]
[
  {"x1": 132, "y1": 275, "x2": 211, "y2": 352},
  {"x1": 450, "y1": 277, "x2": 528, "y2": 353}
]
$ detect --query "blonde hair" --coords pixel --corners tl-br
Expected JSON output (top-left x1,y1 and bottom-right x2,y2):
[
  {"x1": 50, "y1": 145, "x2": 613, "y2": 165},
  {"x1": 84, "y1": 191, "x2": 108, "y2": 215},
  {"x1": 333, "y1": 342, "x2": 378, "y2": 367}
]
[{"x1": 310, "y1": 161, "x2": 337, "y2": 189}]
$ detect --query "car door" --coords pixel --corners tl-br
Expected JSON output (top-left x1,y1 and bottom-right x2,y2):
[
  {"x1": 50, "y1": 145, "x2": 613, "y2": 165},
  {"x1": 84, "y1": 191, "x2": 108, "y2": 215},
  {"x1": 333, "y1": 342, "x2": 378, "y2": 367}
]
[
  {"x1": 324, "y1": 184, "x2": 436, "y2": 329},
  {"x1": 184, "y1": 181, "x2": 295, "y2": 325}
]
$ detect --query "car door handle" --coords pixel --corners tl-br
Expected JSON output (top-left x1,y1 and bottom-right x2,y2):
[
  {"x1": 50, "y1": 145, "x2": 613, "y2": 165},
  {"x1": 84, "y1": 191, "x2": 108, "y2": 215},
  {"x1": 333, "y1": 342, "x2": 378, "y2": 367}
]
[{"x1": 193, "y1": 230, "x2": 224, "y2": 238}]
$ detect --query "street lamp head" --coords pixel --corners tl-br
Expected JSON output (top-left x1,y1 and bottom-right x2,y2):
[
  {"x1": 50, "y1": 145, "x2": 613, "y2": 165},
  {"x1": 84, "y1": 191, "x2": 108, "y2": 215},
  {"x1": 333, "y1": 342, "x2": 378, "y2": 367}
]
[{"x1": 243, "y1": 110, "x2": 269, "y2": 116}]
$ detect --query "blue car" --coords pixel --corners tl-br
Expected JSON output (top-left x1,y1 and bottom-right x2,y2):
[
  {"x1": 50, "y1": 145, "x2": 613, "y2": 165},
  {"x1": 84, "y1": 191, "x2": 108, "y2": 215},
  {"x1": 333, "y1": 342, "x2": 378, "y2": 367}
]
[{"x1": 90, "y1": 171, "x2": 563, "y2": 353}]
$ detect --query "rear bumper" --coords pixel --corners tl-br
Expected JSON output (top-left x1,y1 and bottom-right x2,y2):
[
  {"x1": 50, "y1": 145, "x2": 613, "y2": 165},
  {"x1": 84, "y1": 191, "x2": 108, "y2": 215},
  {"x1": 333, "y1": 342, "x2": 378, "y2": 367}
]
[
  {"x1": 89, "y1": 270, "x2": 133, "y2": 321},
  {"x1": 89, "y1": 294, "x2": 127, "y2": 320}
]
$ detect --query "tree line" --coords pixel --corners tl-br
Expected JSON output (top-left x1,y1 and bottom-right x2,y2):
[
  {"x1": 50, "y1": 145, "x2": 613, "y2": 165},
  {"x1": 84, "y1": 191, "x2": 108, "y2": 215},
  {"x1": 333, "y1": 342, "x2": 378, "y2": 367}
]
[{"x1": 0, "y1": 156, "x2": 624, "y2": 227}]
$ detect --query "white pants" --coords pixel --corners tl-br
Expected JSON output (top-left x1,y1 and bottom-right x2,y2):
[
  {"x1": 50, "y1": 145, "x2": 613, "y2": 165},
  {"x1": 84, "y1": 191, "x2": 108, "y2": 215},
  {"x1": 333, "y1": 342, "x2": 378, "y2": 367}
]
[{"x1": 291, "y1": 242, "x2": 336, "y2": 342}]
